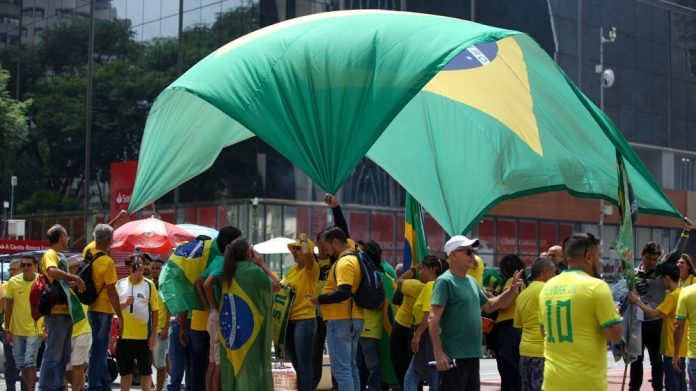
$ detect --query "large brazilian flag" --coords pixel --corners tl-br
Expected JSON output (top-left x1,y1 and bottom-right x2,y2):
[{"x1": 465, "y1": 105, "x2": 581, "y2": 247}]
[
  {"x1": 219, "y1": 261, "x2": 273, "y2": 391},
  {"x1": 128, "y1": 10, "x2": 682, "y2": 232},
  {"x1": 158, "y1": 239, "x2": 213, "y2": 315}
]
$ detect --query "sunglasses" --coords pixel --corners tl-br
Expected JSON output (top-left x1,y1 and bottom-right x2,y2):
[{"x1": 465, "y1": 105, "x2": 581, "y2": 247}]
[{"x1": 20, "y1": 263, "x2": 33, "y2": 268}]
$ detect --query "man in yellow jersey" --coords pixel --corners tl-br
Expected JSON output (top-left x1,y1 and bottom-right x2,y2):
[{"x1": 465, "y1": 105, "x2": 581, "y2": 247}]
[
  {"x1": 66, "y1": 256, "x2": 92, "y2": 391},
  {"x1": 5, "y1": 255, "x2": 41, "y2": 390},
  {"x1": 39, "y1": 224, "x2": 86, "y2": 391},
  {"x1": 673, "y1": 272, "x2": 696, "y2": 390},
  {"x1": 86, "y1": 224, "x2": 124, "y2": 391},
  {"x1": 513, "y1": 256, "x2": 555, "y2": 391},
  {"x1": 539, "y1": 233, "x2": 622, "y2": 391},
  {"x1": 1, "y1": 258, "x2": 23, "y2": 391},
  {"x1": 310, "y1": 226, "x2": 363, "y2": 391},
  {"x1": 116, "y1": 254, "x2": 159, "y2": 391},
  {"x1": 429, "y1": 236, "x2": 522, "y2": 391},
  {"x1": 629, "y1": 263, "x2": 685, "y2": 390}
]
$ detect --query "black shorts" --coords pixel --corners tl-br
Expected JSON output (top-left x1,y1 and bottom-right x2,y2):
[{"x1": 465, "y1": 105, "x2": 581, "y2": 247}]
[{"x1": 115, "y1": 338, "x2": 153, "y2": 376}]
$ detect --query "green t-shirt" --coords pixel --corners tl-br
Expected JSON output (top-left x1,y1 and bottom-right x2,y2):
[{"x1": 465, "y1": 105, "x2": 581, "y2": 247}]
[
  {"x1": 430, "y1": 270, "x2": 488, "y2": 359},
  {"x1": 201, "y1": 254, "x2": 225, "y2": 303}
]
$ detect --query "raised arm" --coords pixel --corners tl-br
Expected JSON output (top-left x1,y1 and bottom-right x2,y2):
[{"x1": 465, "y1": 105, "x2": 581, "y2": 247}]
[{"x1": 326, "y1": 194, "x2": 350, "y2": 238}]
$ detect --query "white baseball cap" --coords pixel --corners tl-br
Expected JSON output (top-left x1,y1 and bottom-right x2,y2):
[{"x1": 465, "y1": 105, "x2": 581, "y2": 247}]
[{"x1": 444, "y1": 235, "x2": 480, "y2": 256}]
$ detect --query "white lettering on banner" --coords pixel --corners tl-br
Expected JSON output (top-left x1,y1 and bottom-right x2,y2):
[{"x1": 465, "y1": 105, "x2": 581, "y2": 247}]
[{"x1": 116, "y1": 192, "x2": 132, "y2": 205}]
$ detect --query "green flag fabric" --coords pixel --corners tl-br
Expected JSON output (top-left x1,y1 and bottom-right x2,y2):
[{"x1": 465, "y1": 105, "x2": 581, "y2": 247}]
[
  {"x1": 129, "y1": 10, "x2": 681, "y2": 234},
  {"x1": 219, "y1": 261, "x2": 274, "y2": 391},
  {"x1": 403, "y1": 192, "x2": 430, "y2": 270}
]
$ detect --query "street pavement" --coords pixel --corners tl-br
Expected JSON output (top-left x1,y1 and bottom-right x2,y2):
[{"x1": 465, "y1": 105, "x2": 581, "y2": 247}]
[{"x1": 0, "y1": 352, "x2": 658, "y2": 390}]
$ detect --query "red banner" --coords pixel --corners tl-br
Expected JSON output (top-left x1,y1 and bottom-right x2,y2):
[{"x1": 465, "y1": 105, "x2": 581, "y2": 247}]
[
  {"x1": 110, "y1": 161, "x2": 138, "y2": 222},
  {"x1": 0, "y1": 240, "x2": 50, "y2": 254}
]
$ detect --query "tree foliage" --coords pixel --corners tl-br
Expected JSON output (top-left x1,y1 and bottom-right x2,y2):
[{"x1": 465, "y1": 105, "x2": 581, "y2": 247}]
[{"x1": 0, "y1": 4, "x2": 260, "y2": 214}]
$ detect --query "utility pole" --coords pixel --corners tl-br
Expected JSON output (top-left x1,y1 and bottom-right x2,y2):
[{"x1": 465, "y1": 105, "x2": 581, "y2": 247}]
[
  {"x1": 597, "y1": 26, "x2": 617, "y2": 252},
  {"x1": 173, "y1": 0, "x2": 184, "y2": 223},
  {"x1": 84, "y1": 0, "x2": 96, "y2": 243}
]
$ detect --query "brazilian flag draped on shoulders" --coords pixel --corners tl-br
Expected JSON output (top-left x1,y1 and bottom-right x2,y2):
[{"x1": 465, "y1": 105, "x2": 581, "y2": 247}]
[
  {"x1": 158, "y1": 239, "x2": 214, "y2": 314},
  {"x1": 219, "y1": 261, "x2": 273, "y2": 391}
]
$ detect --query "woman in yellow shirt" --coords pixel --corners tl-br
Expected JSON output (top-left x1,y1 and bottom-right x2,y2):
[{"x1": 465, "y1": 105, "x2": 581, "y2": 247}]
[
  {"x1": 403, "y1": 255, "x2": 448, "y2": 391},
  {"x1": 282, "y1": 234, "x2": 319, "y2": 391},
  {"x1": 391, "y1": 262, "x2": 427, "y2": 389},
  {"x1": 678, "y1": 254, "x2": 696, "y2": 287},
  {"x1": 491, "y1": 254, "x2": 527, "y2": 391}
]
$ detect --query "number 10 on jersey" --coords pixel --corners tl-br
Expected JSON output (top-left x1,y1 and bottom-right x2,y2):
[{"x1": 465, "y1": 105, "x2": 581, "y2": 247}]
[{"x1": 545, "y1": 299, "x2": 573, "y2": 343}]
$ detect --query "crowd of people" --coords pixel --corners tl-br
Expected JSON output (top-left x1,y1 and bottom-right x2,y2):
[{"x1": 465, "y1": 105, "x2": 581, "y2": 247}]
[{"x1": 2, "y1": 196, "x2": 696, "y2": 391}]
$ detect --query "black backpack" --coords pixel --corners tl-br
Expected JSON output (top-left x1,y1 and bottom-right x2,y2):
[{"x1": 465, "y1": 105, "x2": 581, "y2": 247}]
[
  {"x1": 351, "y1": 251, "x2": 385, "y2": 310},
  {"x1": 76, "y1": 251, "x2": 106, "y2": 305}
]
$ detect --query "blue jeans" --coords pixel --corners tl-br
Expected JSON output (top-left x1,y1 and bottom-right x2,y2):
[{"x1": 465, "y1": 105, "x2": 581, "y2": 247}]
[
  {"x1": 39, "y1": 314, "x2": 72, "y2": 391},
  {"x1": 326, "y1": 318, "x2": 364, "y2": 391},
  {"x1": 168, "y1": 319, "x2": 191, "y2": 391},
  {"x1": 13, "y1": 335, "x2": 40, "y2": 369},
  {"x1": 187, "y1": 329, "x2": 210, "y2": 391},
  {"x1": 285, "y1": 319, "x2": 317, "y2": 391},
  {"x1": 3, "y1": 330, "x2": 26, "y2": 391},
  {"x1": 664, "y1": 356, "x2": 687, "y2": 391},
  {"x1": 688, "y1": 358, "x2": 696, "y2": 391},
  {"x1": 86, "y1": 312, "x2": 114, "y2": 391},
  {"x1": 403, "y1": 355, "x2": 438, "y2": 391},
  {"x1": 357, "y1": 337, "x2": 381, "y2": 391}
]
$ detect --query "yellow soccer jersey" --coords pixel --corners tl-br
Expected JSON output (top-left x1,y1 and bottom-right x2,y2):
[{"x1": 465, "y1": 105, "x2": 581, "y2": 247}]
[
  {"x1": 676, "y1": 284, "x2": 696, "y2": 358},
  {"x1": 539, "y1": 270, "x2": 621, "y2": 391},
  {"x1": 658, "y1": 288, "x2": 687, "y2": 358},
  {"x1": 5, "y1": 274, "x2": 40, "y2": 337},
  {"x1": 395, "y1": 279, "x2": 424, "y2": 327},
  {"x1": 514, "y1": 280, "x2": 545, "y2": 358}
]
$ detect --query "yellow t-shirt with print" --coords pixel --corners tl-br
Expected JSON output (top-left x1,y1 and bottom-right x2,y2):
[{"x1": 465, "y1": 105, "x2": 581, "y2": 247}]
[
  {"x1": 395, "y1": 279, "x2": 424, "y2": 327},
  {"x1": 675, "y1": 284, "x2": 696, "y2": 358},
  {"x1": 513, "y1": 280, "x2": 545, "y2": 358},
  {"x1": 497, "y1": 278, "x2": 524, "y2": 323},
  {"x1": 118, "y1": 277, "x2": 159, "y2": 340},
  {"x1": 540, "y1": 270, "x2": 622, "y2": 391},
  {"x1": 5, "y1": 273, "x2": 40, "y2": 336},
  {"x1": 86, "y1": 250, "x2": 118, "y2": 314},
  {"x1": 284, "y1": 262, "x2": 320, "y2": 321},
  {"x1": 41, "y1": 249, "x2": 69, "y2": 315},
  {"x1": 72, "y1": 304, "x2": 92, "y2": 337},
  {"x1": 658, "y1": 287, "x2": 687, "y2": 358},
  {"x1": 412, "y1": 281, "x2": 434, "y2": 326},
  {"x1": 320, "y1": 251, "x2": 363, "y2": 321}
]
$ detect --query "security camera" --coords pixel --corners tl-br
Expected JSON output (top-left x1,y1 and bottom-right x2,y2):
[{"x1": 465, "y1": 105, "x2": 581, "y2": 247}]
[
  {"x1": 601, "y1": 68, "x2": 615, "y2": 88},
  {"x1": 251, "y1": 197, "x2": 259, "y2": 207},
  {"x1": 608, "y1": 27, "x2": 617, "y2": 41}
]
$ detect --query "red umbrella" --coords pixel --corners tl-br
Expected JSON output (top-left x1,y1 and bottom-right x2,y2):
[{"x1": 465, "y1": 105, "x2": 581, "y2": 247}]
[{"x1": 112, "y1": 217, "x2": 195, "y2": 255}]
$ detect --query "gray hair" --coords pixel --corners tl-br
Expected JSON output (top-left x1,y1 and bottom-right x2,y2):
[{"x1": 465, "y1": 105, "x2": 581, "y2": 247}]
[
  {"x1": 530, "y1": 256, "x2": 555, "y2": 280},
  {"x1": 93, "y1": 224, "x2": 114, "y2": 246}
]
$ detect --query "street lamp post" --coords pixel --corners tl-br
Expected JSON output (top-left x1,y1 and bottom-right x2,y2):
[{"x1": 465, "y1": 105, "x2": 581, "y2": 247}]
[
  {"x1": 10, "y1": 175, "x2": 17, "y2": 219},
  {"x1": 597, "y1": 26, "x2": 616, "y2": 252},
  {"x1": 2, "y1": 201, "x2": 8, "y2": 238}
]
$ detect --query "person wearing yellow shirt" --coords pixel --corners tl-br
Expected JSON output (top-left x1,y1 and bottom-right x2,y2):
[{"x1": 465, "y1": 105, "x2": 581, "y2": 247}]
[
  {"x1": 630, "y1": 263, "x2": 685, "y2": 390},
  {"x1": 281, "y1": 234, "x2": 319, "y2": 391},
  {"x1": 673, "y1": 276, "x2": 696, "y2": 390},
  {"x1": 39, "y1": 225, "x2": 86, "y2": 391},
  {"x1": 468, "y1": 255, "x2": 485, "y2": 287},
  {"x1": 539, "y1": 233, "x2": 623, "y2": 391},
  {"x1": 403, "y1": 255, "x2": 448, "y2": 391},
  {"x1": 85, "y1": 224, "x2": 124, "y2": 391},
  {"x1": 391, "y1": 264, "x2": 426, "y2": 389},
  {"x1": 116, "y1": 254, "x2": 159, "y2": 391},
  {"x1": 2, "y1": 258, "x2": 22, "y2": 391},
  {"x1": 678, "y1": 254, "x2": 696, "y2": 287},
  {"x1": 310, "y1": 227, "x2": 363, "y2": 391},
  {"x1": 513, "y1": 256, "x2": 555, "y2": 391},
  {"x1": 5, "y1": 255, "x2": 41, "y2": 391},
  {"x1": 492, "y1": 254, "x2": 527, "y2": 391},
  {"x1": 66, "y1": 256, "x2": 93, "y2": 391}
]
